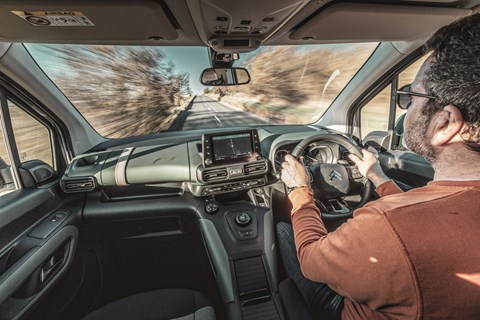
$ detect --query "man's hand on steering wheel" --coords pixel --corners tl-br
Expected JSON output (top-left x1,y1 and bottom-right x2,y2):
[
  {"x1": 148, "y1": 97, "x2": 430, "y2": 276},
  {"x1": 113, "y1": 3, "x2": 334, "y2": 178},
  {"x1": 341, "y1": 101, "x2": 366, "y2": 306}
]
[
  {"x1": 348, "y1": 149, "x2": 390, "y2": 188},
  {"x1": 279, "y1": 133, "x2": 376, "y2": 219},
  {"x1": 281, "y1": 155, "x2": 310, "y2": 190}
]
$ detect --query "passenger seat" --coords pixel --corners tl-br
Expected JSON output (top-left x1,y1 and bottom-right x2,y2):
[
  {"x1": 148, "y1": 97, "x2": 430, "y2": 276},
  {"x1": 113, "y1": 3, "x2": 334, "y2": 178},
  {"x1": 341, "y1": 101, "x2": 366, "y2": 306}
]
[{"x1": 83, "y1": 288, "x2": 215, "y2": 320}]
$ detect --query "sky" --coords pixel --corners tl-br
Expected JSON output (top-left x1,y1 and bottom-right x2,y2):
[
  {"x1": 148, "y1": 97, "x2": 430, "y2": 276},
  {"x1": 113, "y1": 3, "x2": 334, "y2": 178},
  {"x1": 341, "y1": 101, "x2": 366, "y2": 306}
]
[{"x1": 159, "y1": 46, "x2": 210, "y2": 94}]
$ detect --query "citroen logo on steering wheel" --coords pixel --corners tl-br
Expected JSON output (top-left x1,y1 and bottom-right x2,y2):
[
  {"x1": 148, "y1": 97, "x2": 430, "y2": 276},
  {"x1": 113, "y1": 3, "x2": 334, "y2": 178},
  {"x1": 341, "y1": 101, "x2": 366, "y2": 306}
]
[{"x1": 329, "y1": 170, "x2": 342, "y2": 182}]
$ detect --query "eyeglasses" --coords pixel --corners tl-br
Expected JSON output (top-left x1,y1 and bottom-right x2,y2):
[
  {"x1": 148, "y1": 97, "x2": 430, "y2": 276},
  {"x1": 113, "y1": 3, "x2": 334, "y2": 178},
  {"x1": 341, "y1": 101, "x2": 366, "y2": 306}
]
[{"x1": 396, "y1": 84, "x2": 437, "y2": 109}]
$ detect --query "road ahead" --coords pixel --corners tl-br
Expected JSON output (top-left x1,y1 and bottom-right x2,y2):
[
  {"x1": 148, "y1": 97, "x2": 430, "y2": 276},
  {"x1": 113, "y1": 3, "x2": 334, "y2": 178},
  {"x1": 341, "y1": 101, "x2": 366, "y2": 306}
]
[{"x1": 171, "y1": 95, "x2": 269, "y2": 131}]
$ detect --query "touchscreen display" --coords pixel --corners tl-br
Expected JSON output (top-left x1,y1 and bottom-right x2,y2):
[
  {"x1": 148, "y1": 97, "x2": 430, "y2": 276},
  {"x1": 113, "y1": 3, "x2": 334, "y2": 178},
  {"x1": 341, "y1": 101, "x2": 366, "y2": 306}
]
[{"x1": 212, "y1": 133, "x2": 253, "y2": 161}]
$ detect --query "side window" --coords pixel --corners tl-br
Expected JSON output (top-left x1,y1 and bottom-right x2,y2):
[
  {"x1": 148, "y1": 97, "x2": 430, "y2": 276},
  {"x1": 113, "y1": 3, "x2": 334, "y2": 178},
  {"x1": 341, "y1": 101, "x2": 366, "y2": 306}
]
[
  {"x1": 360, "y1": 86, "x2": 391, "y2": 139},
  {"x1": 0, "y1": 128, "x2": 17, "y2": 196},
  {"x1": 0, "y1": 96, "x2": 55, "y2": 196},
  {"x1": 360, "y1": 54, "x2": 429, "y2": 142},
  {"x1": 8, "y1": 101, "x2": 53, "y2": 166},
  {"x1": 395, "y1": 55, "x2": 429, "y2": 123}
]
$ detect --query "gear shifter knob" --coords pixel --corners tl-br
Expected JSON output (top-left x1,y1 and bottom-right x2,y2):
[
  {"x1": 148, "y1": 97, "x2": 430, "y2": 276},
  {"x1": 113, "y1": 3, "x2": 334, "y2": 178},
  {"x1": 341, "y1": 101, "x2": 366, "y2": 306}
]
[{"x1": 234, "y1": 212, "x2": 252, "y2": 227}]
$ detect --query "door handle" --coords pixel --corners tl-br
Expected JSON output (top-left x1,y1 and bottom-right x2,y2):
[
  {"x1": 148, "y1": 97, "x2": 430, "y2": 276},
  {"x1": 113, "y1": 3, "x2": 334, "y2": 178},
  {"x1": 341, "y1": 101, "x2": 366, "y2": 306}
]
[{"x1": 40, "y1": 249, "x2": 64, "y2": 283}]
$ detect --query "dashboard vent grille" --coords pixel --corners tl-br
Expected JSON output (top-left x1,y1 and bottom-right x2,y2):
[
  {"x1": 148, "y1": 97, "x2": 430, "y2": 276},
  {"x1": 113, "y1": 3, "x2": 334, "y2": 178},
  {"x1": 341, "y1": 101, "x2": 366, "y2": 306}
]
[
  {"x1": 62, "y1": 177, "x2": 96, "y2": 193},
  {"x1": 244, "y1": 162, "x2": 268, "y2": 176},
  {"x1": 202, "y1": 168, "x2": 228, "y2": 182}
]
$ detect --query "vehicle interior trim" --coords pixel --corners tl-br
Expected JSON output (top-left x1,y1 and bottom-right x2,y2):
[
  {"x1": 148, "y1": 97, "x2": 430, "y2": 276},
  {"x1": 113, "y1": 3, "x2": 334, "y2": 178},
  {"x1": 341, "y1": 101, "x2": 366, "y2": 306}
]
[
  {"x1": 114, "y1": 147, "x2": 134, "y2": 187},
  {"x1": 262, "y1": 209, "x2": 278, "y2": 292},
  {"x1": 0, "y1": 226, "x2": 78, "y2": 317},
  {"x1": 290, "y1": 3, "x2": 470, "y2": 41},
  {"x1": 199, "y1": 218, "x2": 235, "y2": 303}
]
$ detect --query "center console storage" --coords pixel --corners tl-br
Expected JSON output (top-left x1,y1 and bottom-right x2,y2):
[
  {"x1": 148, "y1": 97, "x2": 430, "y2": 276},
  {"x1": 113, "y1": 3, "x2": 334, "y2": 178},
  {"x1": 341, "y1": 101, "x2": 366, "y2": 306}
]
[
  {"x1": 197, "y1": 188, "x2": 285, "y2": 320},
  {"x1": 234, "y1": 256, "x2": 281, "y2": 320}
]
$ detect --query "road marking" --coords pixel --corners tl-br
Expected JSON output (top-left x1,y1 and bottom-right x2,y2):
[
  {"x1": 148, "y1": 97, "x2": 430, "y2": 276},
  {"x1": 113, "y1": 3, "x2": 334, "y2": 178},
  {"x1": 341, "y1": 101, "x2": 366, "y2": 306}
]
[
  {"x1": 201, "y1": 95, "x2": 269, "y2": 124},
  {"x1": 203, "y1": 98, "x2": 222, "y2": 124}
]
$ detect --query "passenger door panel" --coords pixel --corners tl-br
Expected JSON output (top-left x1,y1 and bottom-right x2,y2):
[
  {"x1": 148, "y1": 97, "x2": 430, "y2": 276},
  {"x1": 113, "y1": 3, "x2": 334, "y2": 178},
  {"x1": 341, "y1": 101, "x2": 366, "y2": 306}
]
[{"x1": 0, "y1": 188, "x2": 83, "y2": 320}]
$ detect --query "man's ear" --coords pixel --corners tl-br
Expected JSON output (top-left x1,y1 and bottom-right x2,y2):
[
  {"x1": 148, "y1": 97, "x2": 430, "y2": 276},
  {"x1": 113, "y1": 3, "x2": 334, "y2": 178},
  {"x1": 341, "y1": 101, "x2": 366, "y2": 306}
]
[{"x1": 430, "y1": 105, "x2": 464, "y2": 147}]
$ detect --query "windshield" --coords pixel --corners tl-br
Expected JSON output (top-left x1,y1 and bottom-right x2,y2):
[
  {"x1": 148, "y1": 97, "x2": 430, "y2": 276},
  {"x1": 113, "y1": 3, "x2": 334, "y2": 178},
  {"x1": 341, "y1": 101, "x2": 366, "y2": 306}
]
[{"x1": 26, "y1": 43, "x2": 378, "y2": 138}]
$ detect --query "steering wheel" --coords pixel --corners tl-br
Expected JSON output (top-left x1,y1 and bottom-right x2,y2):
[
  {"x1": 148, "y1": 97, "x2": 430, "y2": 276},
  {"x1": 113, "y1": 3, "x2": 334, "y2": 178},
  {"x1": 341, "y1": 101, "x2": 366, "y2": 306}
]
[{"x1": 290, "y1": 133, "x2": 372, "y2": 220}]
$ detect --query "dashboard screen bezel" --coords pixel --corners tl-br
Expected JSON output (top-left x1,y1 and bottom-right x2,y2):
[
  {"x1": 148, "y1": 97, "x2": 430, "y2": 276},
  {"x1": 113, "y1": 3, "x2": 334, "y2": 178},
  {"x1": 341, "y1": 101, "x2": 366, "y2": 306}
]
[{"x1": 202, "y1": 129, "x2": 261, "y2": 167}]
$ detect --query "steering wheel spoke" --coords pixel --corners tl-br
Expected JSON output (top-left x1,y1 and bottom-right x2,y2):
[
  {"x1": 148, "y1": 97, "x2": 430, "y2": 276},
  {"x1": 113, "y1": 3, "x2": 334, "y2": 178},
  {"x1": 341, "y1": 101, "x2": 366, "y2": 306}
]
[
  {"x1": 342, "y1": 164, "x2": 366, "y2": 183},
  {"x1": 313, "y1": 196, "x2": 353, "y2": 219}
]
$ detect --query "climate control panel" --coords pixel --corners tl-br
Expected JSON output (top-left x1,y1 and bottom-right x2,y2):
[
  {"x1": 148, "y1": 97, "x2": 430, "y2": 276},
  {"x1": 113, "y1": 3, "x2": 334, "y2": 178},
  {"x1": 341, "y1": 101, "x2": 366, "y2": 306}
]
[{"x1": 198, "y1": 178, "x2": 266, "y2": 196}]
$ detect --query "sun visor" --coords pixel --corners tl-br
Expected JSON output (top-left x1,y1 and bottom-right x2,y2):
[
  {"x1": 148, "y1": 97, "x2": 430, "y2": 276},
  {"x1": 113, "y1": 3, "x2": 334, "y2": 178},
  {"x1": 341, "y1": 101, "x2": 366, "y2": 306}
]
[
  {"x1": 0, "y1": 0, "x2": 178, "y2": 43},
  {"x1": 290, "y1": 3, "x2": 470, "y2": 42}
]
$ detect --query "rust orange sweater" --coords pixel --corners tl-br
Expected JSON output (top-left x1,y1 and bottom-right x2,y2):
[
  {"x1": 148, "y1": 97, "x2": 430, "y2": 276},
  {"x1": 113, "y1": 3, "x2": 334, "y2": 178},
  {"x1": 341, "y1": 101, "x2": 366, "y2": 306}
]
[{"x1": 289, "y1": 180, "x2": 480, "y2": 319}]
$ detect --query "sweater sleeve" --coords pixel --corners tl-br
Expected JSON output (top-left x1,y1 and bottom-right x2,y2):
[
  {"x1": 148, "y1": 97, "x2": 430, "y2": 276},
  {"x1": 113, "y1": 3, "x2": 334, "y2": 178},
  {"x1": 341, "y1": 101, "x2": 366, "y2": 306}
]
[
  {"x1": 288, "y1": 188, "x2": 415, "y2": 311},
  {"x1": 375, "y1": 180, "x2": 403, "y2": 197}
]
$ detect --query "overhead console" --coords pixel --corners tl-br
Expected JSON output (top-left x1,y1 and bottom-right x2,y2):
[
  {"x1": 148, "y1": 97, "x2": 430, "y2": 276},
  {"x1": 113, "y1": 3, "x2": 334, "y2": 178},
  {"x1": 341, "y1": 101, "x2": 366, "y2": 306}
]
[
  {"x1": 194, "y1": 129, "x2": 268, "y2": 196},
  {"x1": 186, "y1": 0, "x2": 310, "y2": 52}
]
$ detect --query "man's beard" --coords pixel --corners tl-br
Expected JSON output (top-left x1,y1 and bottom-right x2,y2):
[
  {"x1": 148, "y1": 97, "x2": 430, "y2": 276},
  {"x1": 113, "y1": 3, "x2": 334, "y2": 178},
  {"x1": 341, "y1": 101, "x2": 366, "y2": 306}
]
[{"x1": 403, "y1": 113, "x2": 437, "y2": 163}]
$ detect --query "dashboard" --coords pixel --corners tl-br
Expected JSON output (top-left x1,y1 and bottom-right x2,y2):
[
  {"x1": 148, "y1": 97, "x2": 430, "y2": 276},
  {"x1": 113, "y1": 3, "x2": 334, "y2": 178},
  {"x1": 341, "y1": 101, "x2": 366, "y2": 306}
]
[
  {"x1": 60, "y1": 125, "x2": 351, "y2": 198},
  {"x1": 65, "y1": 125, "x2": 365, "y2": 320}
]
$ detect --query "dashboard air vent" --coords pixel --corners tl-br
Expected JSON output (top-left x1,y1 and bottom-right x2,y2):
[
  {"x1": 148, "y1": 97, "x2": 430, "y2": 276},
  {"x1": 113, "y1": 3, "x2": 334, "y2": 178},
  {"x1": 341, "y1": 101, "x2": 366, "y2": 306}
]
[
  {"x1": 202, "y1": 168, "x2": 228, "y2": 182},
  {"x1": 62, "y1": 177, "x2": 96, "y2": 193},
  {"x1": 244, "y1": 162, "x2": 267, "y2": 176}
]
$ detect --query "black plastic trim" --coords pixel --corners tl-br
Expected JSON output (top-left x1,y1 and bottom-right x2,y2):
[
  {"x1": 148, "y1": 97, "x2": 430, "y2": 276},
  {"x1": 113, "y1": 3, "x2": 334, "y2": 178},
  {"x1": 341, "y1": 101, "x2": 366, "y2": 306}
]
[
  {"x1": 0, "y1": 72, "x2": 73, "y2": 172},
  {"x1": 0, "y1": 90, "x2": 22, "y2": 188}
]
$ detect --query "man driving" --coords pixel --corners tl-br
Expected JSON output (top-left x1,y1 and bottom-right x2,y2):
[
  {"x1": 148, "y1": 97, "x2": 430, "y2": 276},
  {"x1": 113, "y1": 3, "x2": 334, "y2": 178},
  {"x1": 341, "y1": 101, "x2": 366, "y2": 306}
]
[{"x1": 278, "y1": 13, "x2": 480, "y2": 319}]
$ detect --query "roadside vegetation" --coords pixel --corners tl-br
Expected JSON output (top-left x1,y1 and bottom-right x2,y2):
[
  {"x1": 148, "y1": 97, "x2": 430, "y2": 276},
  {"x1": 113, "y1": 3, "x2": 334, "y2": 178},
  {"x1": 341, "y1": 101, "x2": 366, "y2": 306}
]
[
  {"x1": 34, "y1": 45, "x2": 193, "y2": 138},
  {"x1": 205, "y1": 44, "x2": 378, "y2": 124}
]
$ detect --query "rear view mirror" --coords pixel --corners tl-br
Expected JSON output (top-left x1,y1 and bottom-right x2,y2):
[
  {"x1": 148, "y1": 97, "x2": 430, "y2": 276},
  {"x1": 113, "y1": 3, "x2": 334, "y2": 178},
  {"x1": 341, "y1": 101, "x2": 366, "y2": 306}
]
[
  {"x1": 200, "y1": 68, "x2": 250, "y2": 86},
  {"x1": 214, "y1": 53, "x2": 239, "y2": 62}
]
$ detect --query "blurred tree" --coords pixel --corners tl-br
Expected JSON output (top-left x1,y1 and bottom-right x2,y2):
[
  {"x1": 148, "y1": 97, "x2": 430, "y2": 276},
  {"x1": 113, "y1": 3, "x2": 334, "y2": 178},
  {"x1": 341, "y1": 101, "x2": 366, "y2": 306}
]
[
  {"x1": 44, "y1": 45, "x2": 191, "y2": 137},
  {"x1": 219, "y1": 44, "x2": 377, "y2": 123}
]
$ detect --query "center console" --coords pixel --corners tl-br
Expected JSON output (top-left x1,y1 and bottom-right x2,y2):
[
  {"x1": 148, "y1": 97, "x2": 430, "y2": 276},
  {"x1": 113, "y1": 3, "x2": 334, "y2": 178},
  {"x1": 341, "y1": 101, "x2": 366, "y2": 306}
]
[
  {"x1": 193, "y1": 130, "x2": 284, "y2": 319},
  {"x1": 198, "y1": 191, "x2": 284, "y2": 320},
  {"x1": 193, "y1": 130, "x2": 269, "y2": 197}
]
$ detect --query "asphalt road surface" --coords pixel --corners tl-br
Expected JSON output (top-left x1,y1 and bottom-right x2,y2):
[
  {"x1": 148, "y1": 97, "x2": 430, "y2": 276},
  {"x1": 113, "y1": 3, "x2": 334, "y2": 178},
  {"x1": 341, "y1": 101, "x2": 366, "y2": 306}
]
[{"x1": 171, "y1": 95, "x2": 269, "y2": 131}]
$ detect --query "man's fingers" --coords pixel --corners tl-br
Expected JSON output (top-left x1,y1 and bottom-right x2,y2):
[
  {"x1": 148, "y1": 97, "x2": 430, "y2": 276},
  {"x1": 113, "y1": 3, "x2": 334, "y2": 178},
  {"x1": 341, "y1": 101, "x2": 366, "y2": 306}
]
[
  {"x1": 299, "y1": 156, "x2": 306, "y2": 166},
  {"x1": 285, "y1": 154, "x2": 305, "y2": 168},
  {"x1": 361, "y1": 148, "x2": 375, "y2": 159},
  {"x1": 284, "y1": 154, "x2": 296, "y2": 163},
  {"x1": 348, "y1": 153, "x2": 361, "y2": 164}
]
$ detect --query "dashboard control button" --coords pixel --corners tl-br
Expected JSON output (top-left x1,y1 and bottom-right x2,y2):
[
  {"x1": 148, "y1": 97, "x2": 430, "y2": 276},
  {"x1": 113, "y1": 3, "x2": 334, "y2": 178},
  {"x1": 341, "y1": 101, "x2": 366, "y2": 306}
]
[
  {"x1": 205, "y1": 159, "x2": 212, "y2": 165},
  {"x1": 229, "y1": 167, "x2": 243, "y2": 176},
  {"x1": 254, "y1": 188, "x2": 264, "y2": 194},
  {"x1": 205, "y1": 203, "x2": 219, "y2": 214},
  {"x1": 350, "y1": 166, "x2": 363, "y2": 179},
  {"x1": 235, "y1": 212, "x2": 252, "y2": 226},
  {"x1": 239, "y1": 230, "x2": 253, "y2": 238}
]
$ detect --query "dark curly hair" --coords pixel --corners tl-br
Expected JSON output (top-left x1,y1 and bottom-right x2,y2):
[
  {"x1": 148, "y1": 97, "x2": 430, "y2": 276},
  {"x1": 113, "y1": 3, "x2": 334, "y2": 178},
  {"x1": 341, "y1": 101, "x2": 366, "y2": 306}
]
[{"x1": 423, "y1": 13, "x2": 480, "y2": 152}]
